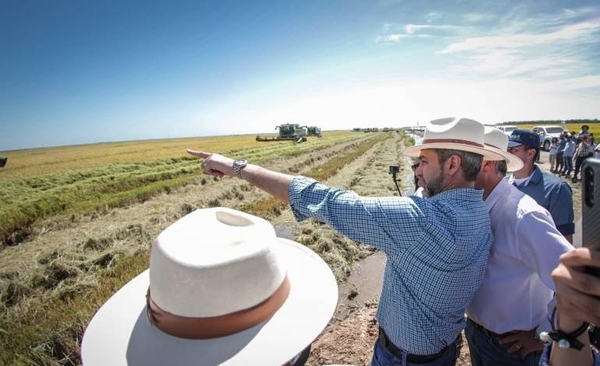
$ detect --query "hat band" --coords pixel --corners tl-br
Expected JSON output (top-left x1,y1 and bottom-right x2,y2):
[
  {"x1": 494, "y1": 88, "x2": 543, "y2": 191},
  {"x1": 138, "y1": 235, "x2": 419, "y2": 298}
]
[
  {"x1": 484, "y1": 142, "x2": 502, "y2": 150},
  {"x1": 146, "y1": 275, "x2": 290, "y2": 339},
  {"x1": 422, "y1": 138, "x2": 484, "y2": 148}
]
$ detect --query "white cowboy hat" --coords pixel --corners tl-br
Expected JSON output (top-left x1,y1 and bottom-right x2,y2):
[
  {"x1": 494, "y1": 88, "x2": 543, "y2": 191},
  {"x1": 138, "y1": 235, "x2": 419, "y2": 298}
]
[
  {"x1": 81, "y1": 207, "x2": 338, "y2": 366},
  {"x1": 403, "y1": 117, "x2": 506, "y2": 161},
  {"x1": 483, "y1": 126, "x2": 524, "y2": 172}
]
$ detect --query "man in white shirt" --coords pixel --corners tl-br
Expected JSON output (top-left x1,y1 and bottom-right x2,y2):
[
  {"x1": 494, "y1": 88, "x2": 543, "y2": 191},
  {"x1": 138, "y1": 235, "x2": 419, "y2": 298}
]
[{"x1": 466, "y1": 127, "x2": 574, "y2": 366}]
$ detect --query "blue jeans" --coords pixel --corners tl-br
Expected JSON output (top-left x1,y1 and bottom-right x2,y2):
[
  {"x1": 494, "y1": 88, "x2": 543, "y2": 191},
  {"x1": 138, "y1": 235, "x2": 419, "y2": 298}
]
[
  {"x1": 562, "y1": 156, "x2": 573, "y2": 176},
  {"x1": 370, "y1": 337, "x2": 459, "y2": 366},
  {"x1": 465, "y1": 320, "x2": 541, "y2": 366}
]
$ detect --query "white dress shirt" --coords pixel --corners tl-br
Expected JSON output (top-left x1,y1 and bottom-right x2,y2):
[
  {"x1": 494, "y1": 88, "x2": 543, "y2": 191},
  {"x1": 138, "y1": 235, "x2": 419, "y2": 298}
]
[{"x1": 466, "y1": 179, "x2": 573, "y2": 333}]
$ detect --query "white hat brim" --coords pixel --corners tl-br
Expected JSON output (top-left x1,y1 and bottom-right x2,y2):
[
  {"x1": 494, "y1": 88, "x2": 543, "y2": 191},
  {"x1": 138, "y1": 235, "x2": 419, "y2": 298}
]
[
  {"x1": 402, "y1": 142, "x2": 507, "y2": 161},
  {"x1": 81, "y1": 238, "x2": 338, "y2": 366},
  {"x1": 483, "y1": 146, "x2": 524, "y2": 172}
]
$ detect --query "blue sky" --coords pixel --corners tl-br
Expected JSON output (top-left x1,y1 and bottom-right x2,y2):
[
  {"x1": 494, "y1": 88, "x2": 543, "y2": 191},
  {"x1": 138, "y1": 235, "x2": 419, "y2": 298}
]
[{"x1": 1, "y1": 0, "x2": 600, "y2": 151}]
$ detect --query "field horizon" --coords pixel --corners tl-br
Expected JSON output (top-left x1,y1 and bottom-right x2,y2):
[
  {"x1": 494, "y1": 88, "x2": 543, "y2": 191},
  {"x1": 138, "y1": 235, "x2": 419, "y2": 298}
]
[{"x1": 0, "y1": 129, "x2": 411, "y2": 365}]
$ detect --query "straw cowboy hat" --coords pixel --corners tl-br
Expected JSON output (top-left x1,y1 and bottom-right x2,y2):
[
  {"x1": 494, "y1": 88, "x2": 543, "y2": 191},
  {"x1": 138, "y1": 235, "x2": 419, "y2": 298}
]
[
  {"x1": 483, "y1": 126, "x2": 524, "y2": 172},
  {"x1": 81, "y1": 207, "x2": 338, "y2": 366},
  {"x1": 403, "y1": 117, "x2": 506, "y2": 161}
]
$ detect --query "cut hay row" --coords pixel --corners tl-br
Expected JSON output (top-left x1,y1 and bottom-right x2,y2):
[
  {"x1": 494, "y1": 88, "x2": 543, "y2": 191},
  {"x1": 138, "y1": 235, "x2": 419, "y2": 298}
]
[{"x1": 0, "y1": 130, "x2": 414, "y2": 366}]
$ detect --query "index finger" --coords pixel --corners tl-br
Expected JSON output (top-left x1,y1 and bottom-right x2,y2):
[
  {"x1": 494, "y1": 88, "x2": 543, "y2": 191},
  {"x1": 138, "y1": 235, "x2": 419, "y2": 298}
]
[{"x1": 187, "y1": 149, "x2": 211, "y2": 159}]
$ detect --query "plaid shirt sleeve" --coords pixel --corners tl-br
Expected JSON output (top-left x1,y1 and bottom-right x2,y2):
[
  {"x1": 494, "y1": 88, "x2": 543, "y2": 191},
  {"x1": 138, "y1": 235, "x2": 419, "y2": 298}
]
[
  {"x1": 287, "y1": 176, "x2": 494, "y2": 355},
  {"x1": 287, "y1": 176, "x2": 428, "y2": 256}
]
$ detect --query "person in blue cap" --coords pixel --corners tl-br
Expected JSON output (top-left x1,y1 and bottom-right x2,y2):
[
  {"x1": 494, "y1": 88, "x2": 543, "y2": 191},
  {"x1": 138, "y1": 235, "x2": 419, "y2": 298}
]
[{"x1": 507, "y1": 129, "x2": 575, "y2": 243}]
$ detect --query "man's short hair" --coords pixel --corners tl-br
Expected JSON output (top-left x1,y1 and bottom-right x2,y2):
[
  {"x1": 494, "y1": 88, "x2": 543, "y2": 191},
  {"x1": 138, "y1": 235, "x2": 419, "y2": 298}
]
[
  {"x1": 494, "y1": 160, "x2": 508, "y2": 177},
  {"x1": 435, "y1": 149, "x2": 483, "y2": 182}
]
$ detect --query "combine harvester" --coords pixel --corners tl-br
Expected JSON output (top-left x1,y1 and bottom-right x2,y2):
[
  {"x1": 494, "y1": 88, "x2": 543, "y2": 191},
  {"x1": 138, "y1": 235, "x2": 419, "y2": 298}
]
[
  {"x1": 256, "y1": 123, "x2": 309, "y2": 143},
  {"x1": 303, "y1": 126, "x2": 322, "y2": 138}
]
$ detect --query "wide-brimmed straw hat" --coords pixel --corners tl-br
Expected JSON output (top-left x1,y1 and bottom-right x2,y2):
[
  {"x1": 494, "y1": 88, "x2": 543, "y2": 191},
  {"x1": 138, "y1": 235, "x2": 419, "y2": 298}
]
[
  {"x1": 403, "y1": 117, "x2": 506, "y2": 161},
  {"x1": 483, "y1": 126, "x2": 524, "y2": 172},
  {"x1": 81, "y1": 207, "x2": 338, "y2": 366}
]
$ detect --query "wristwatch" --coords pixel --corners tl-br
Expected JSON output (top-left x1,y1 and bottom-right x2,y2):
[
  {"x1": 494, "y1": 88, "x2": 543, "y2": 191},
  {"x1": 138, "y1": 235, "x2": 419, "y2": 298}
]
[{"x1": 233, "y1": 159, "x2": 248, "y2": 179}]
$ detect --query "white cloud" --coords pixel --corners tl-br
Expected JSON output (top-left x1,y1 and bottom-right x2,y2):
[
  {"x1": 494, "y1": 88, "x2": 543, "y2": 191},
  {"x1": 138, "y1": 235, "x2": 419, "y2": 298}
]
[
  {"x1": 387, "y1": 5, "x2": 600, "y2": 96},
  {"x1": 439, "y1": 20, "x2": 600, "y2": 54},
  {"x1": 463, "y1": 13, "x2": 496, "y2": 23},
  {"x1": 376, "y1": 24, "x2": 461, "y2": 44},
  {"x1": 376, "y1": 33, "x2": 431, "y2": 43},
  {"x1": 426, "y1": 12, "x2": 441, "y2": 23}
]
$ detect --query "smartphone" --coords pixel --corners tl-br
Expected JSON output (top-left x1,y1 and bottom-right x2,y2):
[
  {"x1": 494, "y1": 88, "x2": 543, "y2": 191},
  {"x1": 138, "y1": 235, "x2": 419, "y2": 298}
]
[{"x1": 582, "y1": 158, "x2": 600, "y2": 275}]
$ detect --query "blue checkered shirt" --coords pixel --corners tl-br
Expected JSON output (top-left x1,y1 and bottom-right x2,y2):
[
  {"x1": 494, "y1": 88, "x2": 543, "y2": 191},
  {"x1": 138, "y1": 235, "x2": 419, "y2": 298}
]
[{"x1": 289, "y1": 177, "x2": 493, "y2": 355}]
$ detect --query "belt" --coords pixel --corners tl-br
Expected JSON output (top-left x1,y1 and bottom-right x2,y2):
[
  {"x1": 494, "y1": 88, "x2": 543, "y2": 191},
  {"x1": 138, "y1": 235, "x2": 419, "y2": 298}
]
[
  {"x1": 378, "y1": 327, "x2": 447, "y2": 364},
  {"x1": 467, "y1": 318, "x2": 511, "y2": 339}
]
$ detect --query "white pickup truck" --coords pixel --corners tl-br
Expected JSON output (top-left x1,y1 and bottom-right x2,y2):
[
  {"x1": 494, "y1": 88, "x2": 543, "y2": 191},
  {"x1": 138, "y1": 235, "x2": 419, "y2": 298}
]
[
  {"x1": 496, "y1": 125, "x2": 518, "y2": 136},
  {"x1": 531, "y1": 125, "x2": 567, "y2": 151}
]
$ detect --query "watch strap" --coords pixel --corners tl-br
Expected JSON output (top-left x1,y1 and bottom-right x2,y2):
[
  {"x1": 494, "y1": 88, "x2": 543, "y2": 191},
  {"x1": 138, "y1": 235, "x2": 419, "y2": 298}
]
[{"x1": 233, "y1": 159, "x2": 247, "y2": 179}]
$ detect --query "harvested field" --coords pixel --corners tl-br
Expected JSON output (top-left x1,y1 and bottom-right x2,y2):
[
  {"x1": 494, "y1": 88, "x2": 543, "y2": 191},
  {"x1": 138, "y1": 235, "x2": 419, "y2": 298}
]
[
  {"x1": 1, "y1": 130, "x2": 580, "y2": 366},
  {"x1": 0, "y1": 130, "x2": 417, "y2": 365}
]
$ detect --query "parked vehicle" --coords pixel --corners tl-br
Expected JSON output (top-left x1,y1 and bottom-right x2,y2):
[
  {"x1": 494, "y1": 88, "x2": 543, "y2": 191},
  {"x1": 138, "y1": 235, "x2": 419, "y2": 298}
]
[
  {"x1": 531, "y1": 125, "x2": 567, "y2": 151},
  {"x1": 496, "y1": 125, "x2": 518, "y2": 136}
]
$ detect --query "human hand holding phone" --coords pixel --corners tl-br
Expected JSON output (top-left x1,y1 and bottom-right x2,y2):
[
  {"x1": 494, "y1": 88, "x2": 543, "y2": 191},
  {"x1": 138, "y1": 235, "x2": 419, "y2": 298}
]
[{"x1": 583, "y1": 158, "x2": 600, "y2": 276}]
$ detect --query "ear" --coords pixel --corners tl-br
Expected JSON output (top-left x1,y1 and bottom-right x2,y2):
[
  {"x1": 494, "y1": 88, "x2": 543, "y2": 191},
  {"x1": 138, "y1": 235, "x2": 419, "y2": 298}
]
[
  {"x1": 482, "y1": 160, "x2": 495, "y2": 172},
  {"x1": 445, "y1": 154, "x2": 462, "y2": 175}
]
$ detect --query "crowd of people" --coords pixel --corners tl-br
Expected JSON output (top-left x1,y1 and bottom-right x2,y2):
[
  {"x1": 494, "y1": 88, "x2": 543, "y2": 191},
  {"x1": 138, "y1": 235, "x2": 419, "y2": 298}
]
[
  {"x1": 82, "y1": 118, "x2": 599, "y2": 366},
  {"x1": 550, "y1": 124, "x2": 600, "y2": 183}
]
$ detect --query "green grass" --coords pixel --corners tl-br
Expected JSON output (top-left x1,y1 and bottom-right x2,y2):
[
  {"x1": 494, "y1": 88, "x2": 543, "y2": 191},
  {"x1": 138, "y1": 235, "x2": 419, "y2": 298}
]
[
  {"x1": 0, "y1": 132, "x2": 367, "y2": 248},
  {"x1": 239, "y1": 133, "x2": 392, "y2": 219},
  {"x1": 0, "y1": 131, "x2": 387, "y2": 365}
]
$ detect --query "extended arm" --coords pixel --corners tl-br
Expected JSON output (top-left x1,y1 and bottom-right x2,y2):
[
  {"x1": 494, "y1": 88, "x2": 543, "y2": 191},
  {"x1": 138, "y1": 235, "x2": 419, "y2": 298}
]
[{"x1": 187, "y1": 150, "x2": 293, "y2": 203}]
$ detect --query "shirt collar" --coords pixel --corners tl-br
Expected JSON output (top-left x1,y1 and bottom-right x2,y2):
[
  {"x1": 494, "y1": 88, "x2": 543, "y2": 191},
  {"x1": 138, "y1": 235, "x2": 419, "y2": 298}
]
[{"x1": 508, "y1": 165, "x2": 541, "y2": 187}]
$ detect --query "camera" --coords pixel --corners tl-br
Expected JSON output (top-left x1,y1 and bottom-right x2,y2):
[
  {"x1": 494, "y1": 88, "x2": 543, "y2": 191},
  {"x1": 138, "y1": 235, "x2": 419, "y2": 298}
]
[{"x1": 388, "y1": 165, "x2": 402, "y2": 196}]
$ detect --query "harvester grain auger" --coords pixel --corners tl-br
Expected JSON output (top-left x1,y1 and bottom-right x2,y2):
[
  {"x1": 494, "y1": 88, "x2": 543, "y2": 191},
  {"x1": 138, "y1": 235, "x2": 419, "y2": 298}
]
[{"x1": 256, "y1": 123, "x2": 308, "y2": 143}]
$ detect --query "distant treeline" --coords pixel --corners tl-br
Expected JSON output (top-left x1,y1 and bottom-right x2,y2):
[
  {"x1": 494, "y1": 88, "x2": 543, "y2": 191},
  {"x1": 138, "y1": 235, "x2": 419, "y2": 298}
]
[{"x1": 498, "y1": 119, "x2": 599, "y2": 126}]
